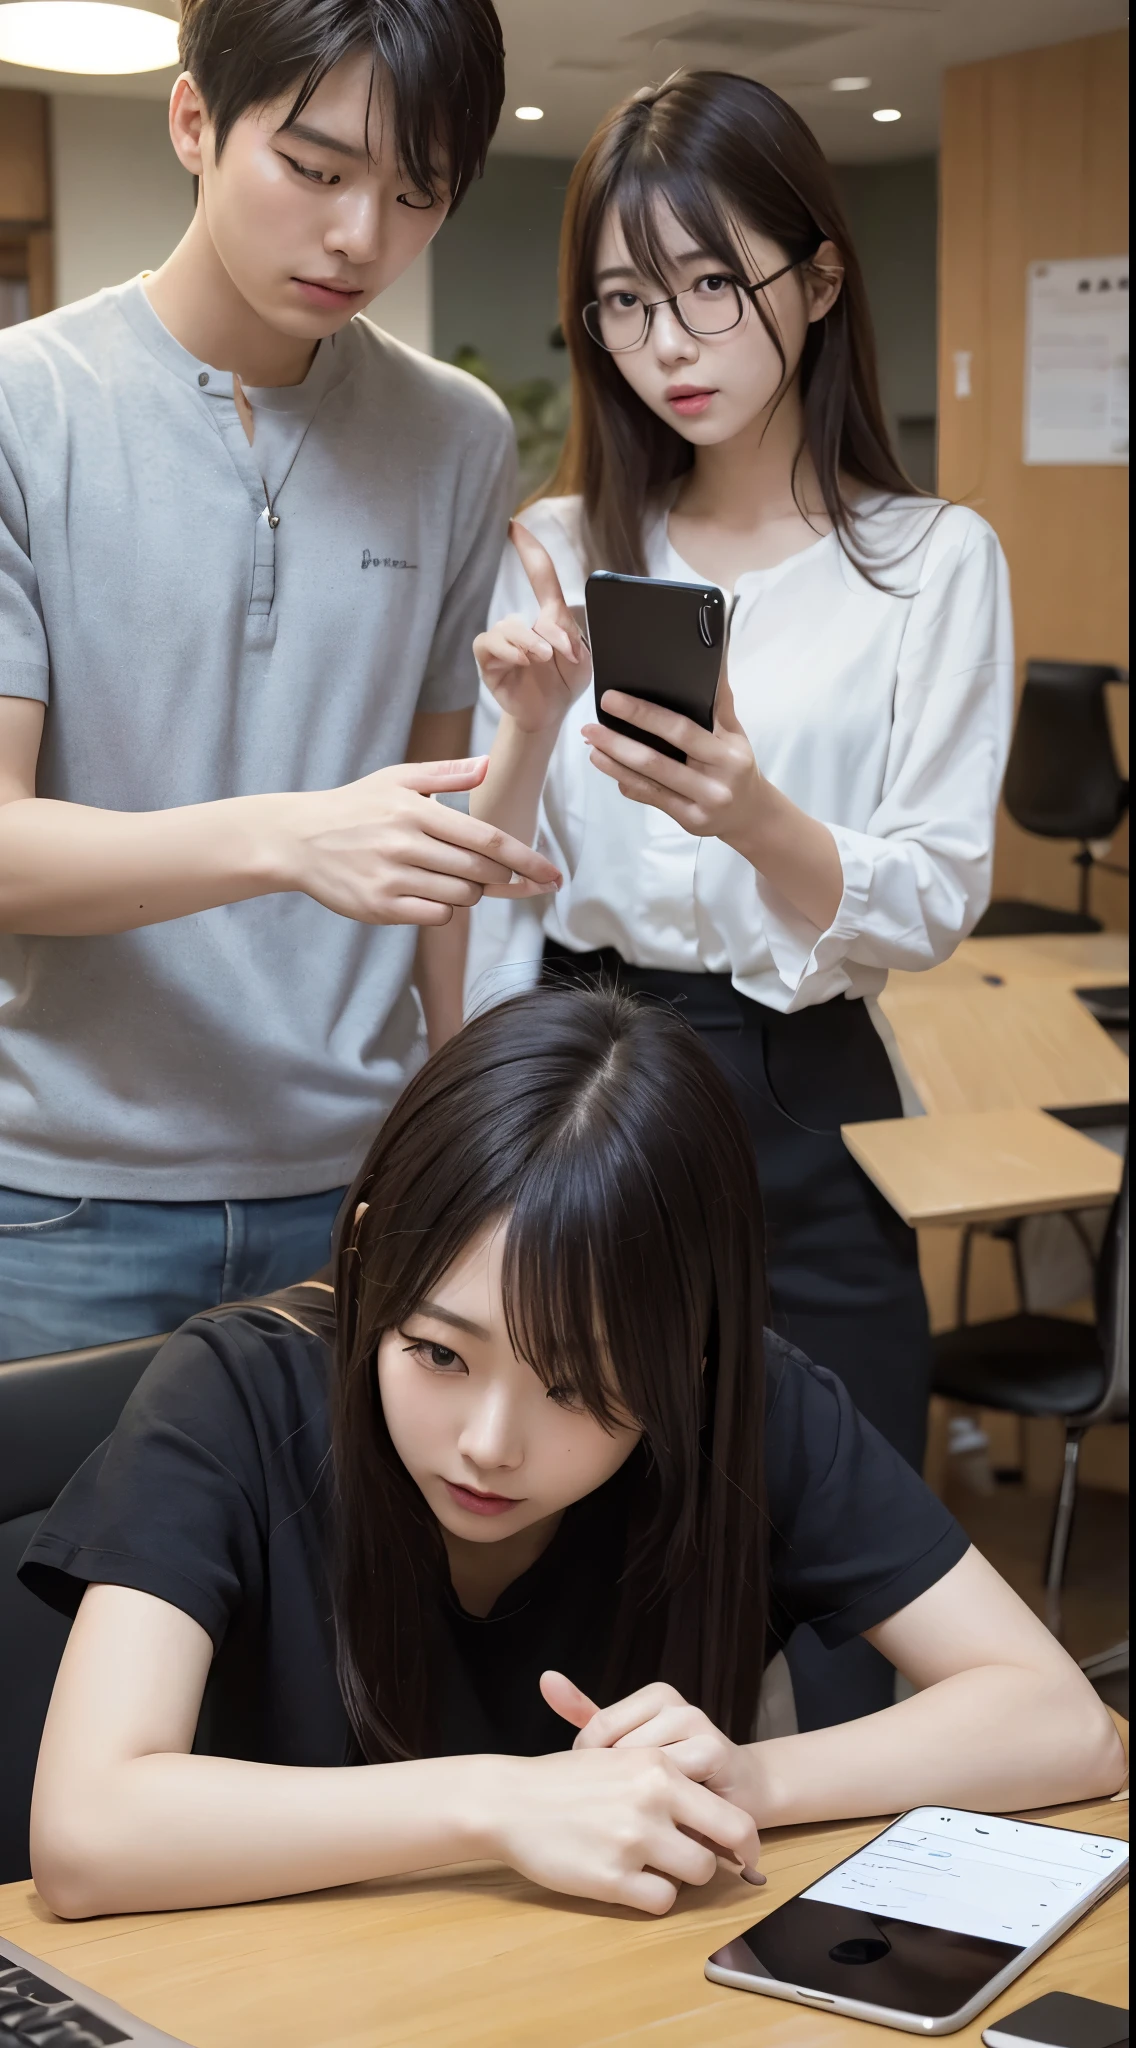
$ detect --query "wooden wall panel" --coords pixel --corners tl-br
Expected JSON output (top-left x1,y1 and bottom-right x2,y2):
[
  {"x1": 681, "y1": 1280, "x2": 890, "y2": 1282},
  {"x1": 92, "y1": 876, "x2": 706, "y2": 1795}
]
[
  {"x1": 937, "y1": 31, "x2": 1129, "y2": 929},
  {"x1": 26, "y1": 228, "x2": 54, "y2": 318},
  {"x1": 0, "y1": 90, "x2": 49, "y2": 224}
]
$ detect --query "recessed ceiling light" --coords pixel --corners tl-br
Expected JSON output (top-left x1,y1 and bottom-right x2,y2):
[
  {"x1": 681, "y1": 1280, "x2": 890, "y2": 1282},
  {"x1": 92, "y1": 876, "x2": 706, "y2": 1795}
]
[
  {"x1": 515, "y1": 106, "x2": 544, "y2": 121},
  {"x1": 0, "y1": 0, "x2": 180, "y2": 73},
  {"x1": 829, "y1": 76, "x2": 871, "y2": 92},
  {"x1": 873, "y1": 107, "x2": 902, "y2": 123}
]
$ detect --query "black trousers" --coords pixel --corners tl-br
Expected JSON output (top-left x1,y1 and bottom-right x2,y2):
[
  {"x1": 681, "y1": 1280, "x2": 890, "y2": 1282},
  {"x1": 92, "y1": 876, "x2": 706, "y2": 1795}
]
[{"x1": 542, "y1": 943, "x2": 933, "y2": 1727}]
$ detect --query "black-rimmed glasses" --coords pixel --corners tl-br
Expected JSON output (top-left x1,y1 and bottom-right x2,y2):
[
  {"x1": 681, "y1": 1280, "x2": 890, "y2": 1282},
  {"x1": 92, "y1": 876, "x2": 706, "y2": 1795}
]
[{"x1": 582, "y1": 260, "x2": 800, "y2": 353}]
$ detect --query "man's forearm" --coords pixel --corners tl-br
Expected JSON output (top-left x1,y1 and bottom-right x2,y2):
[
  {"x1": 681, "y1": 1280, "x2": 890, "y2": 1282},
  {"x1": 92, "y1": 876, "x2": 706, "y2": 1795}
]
[
  {"x1": 469, "y1": 712, "x2": 558, "y2": 846},
  {"x1": 0, "y1": 794, "x2": 288, "y2": 935}
]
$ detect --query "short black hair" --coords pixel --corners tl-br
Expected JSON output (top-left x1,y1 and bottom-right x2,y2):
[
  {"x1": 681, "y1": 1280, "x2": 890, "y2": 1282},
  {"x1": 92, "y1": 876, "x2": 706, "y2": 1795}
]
[{"x1": 179, "y1": 0, "x2": 505, "y2": 207}]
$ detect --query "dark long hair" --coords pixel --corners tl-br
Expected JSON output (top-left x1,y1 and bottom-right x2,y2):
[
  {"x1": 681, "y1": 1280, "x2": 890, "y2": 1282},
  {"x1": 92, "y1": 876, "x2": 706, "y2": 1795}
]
[
  {"x1": 330, "y1": 983, "x2": 769, "y2": 1763},
  {"x1": 545, "y1": 70, "x2": 920, "y2": 574}
]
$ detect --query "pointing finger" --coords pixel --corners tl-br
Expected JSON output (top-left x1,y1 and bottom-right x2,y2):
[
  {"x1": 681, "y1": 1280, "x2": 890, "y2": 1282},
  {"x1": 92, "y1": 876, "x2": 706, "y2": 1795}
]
[{"x1": 510, "y1": 520, "x2": 570, "y2": 614}]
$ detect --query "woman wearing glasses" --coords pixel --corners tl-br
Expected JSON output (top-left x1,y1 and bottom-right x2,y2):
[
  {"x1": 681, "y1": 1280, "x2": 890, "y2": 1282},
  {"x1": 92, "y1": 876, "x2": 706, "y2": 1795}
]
[{"x1": 468, "y1": 72, "x2": 1012, "y2": 1727}]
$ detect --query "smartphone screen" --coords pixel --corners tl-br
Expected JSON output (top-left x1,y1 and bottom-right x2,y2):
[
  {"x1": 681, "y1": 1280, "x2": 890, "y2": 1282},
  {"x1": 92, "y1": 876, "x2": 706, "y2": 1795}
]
[{"x1": 708, "y1": 1810, "x2": 1128, "y2": 2027}]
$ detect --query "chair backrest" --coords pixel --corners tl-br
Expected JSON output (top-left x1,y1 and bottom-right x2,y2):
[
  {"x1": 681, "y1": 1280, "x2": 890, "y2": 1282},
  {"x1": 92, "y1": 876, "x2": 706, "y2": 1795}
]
[
  {"x1": 1003, "y1": 661, "x2": 1128, "y2": 842},
  {"x1": 1085, "y1": 1149, "x2": 1130, "y2": 1428},
  {"x1": 0, "y1": 1334, "x2": 165, "y2": 1884}
]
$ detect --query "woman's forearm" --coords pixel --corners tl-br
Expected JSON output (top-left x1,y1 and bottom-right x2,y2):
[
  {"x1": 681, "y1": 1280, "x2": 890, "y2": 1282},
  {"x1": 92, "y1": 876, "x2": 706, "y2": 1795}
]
[
  {"x1": 32, "y1": 1749, "x2": 505, "y2": 1918},
  {"x1": 469, "y1": 712, "x2": 559, "y2": 847},
  {"x1": 414, "y1": 912, "x2": 470, "y2": 1051},
  {"x1": 726, "y1": 779, "x2": 844, "y2": 933},
  {"x1": 746, "y1": 1666, "x2": 1126, "y2": 1831}
]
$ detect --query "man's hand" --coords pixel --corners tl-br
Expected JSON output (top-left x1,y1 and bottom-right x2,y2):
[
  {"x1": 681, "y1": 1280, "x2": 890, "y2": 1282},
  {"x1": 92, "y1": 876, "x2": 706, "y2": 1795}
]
[
  {"x1": 0, "y1": 700, "x2": 560, "y2": 938},
  {"x1": 473, "y1": 522, "x2": 592, "y2": 736},
  {"x1": 274, "y1": 755, "x2": 561, "y2": 926}
]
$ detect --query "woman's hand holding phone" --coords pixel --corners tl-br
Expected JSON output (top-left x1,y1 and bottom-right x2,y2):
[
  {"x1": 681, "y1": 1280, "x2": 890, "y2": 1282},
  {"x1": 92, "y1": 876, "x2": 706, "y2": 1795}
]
[
  {"x1": 581, "y1": 673, "x2": 763, "y2": 846},
  {"x1": 580, "y1": 681, "x2": 846, "y2": 931},
  {"x1": 474, "y1": 522, "x2": 593, "y2": 735}
]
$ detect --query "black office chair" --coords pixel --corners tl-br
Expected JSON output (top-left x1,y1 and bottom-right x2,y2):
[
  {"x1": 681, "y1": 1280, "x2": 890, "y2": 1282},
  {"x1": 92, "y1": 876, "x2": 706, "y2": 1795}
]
[
  {"x1": 931, "y1": 1153, "x2": 1129, "y2": 1639},
  {"x1": 0, "y1": 1334, "x2": 165, "y2": 1884},
  {"x1": 974, "y1": 660, "x2": 1129, "y2": 936}
]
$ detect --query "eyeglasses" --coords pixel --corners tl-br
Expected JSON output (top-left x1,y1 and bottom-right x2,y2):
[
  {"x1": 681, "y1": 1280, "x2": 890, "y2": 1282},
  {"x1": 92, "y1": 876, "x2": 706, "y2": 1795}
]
[{"x1": 582, "y1": 260, "x2": 800, "y2": 353}]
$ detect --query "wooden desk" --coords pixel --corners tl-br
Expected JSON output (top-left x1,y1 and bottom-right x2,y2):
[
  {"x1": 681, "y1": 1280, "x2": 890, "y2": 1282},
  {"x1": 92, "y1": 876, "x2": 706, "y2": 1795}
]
[
  {"x1": 842, "y1": 1106, "x2": 1125, "y2": 1229},
  {"x1": 0, "y1": 1800, "x2": 1127, "y2": 2048},
  {"x1": 877, "y1": 984, "x2": 1128, "y2": 1117},
  {"x1": 887, "y1": 933, "x2": 1130, "y2": 998}
]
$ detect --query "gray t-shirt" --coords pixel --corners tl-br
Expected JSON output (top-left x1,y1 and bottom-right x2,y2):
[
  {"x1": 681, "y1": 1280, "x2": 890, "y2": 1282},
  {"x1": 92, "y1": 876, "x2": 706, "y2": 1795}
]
[{"x1": 0, "y1": 278, "x2": 515, "y2": 1199}]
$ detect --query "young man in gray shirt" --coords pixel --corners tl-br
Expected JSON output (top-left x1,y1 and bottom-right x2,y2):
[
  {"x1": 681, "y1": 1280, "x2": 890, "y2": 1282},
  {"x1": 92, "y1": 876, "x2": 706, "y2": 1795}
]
[{"x1": 0, "y1": 0, "x2": 559, "y2": 1357}]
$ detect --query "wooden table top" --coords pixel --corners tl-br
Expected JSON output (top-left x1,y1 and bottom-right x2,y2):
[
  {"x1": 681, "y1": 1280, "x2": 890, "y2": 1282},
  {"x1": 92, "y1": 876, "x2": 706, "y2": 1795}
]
[
  {"x1": 887, "y1": 933, "x2": 1130, "y2": 997},
  {"x1": 0, "y1": 1799, "x2": 1126, "y2": 2048},
  {"x1": 876, "y1": 983, "x2": 1128, "y2": 1119},
  {"x1": 841, "y1": 1105, "x2": 1126, "y2": 1228}
]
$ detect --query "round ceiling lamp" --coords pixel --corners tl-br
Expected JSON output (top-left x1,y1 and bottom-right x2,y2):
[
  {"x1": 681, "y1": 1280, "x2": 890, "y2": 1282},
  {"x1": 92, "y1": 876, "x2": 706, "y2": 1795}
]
[{"x1": 0, "y1": 1, "x2": 180, "y2": 74}]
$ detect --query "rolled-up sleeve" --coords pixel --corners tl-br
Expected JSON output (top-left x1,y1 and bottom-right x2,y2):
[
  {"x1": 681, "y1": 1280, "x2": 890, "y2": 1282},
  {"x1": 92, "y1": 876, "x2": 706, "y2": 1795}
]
[{"x1": 756, "y1": 521, "x2": 1013, "y2": 1001}]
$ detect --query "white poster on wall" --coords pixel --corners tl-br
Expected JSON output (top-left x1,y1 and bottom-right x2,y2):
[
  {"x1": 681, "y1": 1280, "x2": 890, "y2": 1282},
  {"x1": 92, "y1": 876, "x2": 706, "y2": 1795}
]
[{"x1": 1023, "y1": 256, "x2": 1128, "y2": 465}]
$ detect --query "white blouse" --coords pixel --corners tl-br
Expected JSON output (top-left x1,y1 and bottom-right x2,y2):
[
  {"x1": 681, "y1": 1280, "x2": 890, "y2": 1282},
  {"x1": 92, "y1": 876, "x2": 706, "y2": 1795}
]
[{"x1": 467, "y1": 492, "x2": 1013, "y2": 1016}]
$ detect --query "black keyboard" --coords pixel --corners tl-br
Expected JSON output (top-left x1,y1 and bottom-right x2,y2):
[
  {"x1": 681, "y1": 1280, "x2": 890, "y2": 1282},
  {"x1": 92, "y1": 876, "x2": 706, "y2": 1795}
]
[{"x1": 0, "y1": 1945, "x2": 188, "y2": 2047}]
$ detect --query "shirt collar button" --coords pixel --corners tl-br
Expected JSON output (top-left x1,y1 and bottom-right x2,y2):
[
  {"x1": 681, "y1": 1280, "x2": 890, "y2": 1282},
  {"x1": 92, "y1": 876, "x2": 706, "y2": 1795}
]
[{"x1": 197, "y1": 370, "x2": 209, "y2": 387}]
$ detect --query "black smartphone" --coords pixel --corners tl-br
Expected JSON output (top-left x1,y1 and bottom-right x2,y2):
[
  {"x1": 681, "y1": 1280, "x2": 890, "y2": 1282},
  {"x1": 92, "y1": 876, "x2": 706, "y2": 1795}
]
[
  {"x1": 983, "y1": 1994, "x2": 1129, "y2": 2048},
  {"x1": 583, "y1": 570, "x2": 727, "y2": 763}
]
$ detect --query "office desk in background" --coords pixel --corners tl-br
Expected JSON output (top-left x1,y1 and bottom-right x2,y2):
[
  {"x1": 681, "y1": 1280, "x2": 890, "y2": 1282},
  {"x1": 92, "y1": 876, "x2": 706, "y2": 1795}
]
[
  {"x1": 878, "y1": 938, "x2": 1129, "y2": 1122},
  {"x1": 0, "y1": 1798, "x2": 1127, "y2": 2048},
  {"x1": 888, "y1": 933, "x2": 1130, "y2": 996},
  {"x1": 842, "y1": 1106, "x2": 1125, "y2": 1229},
  {"x1": 852, "y1": 934, "x2": 1128, "y2": 1231}
]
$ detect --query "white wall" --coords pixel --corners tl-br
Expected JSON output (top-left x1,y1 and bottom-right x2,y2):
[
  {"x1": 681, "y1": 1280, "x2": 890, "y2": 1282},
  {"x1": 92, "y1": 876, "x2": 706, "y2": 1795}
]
[
  {"x1": 364, "y1": 245, "x2": 433, "y2": 354},
  {"x1": 51, "y1": 89, "x2": 435, "y2": 353},
  {"x1": 52, "y1": 94, "x2": 194, "y2": 305}
]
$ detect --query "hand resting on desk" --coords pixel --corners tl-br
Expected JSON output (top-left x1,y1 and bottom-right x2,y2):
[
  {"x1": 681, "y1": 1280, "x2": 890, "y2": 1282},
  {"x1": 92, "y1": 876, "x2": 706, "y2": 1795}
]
[
  {"x1": 30, "y1": 1583, "x2": 759, "y2": 1921},
  {"x1": 30, "y1": 1547, "x2": 1123, "y2": 1924}
]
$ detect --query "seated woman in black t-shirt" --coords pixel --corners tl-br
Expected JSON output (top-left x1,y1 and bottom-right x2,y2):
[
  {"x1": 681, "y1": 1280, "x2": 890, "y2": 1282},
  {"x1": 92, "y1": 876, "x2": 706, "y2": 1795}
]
[{"x1": 23, "y1": 987, "x2": 1124, "y2": 1919}]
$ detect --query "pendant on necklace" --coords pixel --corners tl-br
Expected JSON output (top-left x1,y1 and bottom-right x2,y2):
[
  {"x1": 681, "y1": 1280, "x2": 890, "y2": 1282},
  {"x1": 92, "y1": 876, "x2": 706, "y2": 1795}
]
[{"x1": 267, "y1": 512, "x2": 280, "y2": 528}]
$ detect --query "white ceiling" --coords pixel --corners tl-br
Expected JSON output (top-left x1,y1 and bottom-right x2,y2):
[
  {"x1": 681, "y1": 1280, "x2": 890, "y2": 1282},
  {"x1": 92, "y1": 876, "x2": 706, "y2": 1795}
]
[{"x1": 0, "y1": 0, "x2": 1128, "y2": 163}]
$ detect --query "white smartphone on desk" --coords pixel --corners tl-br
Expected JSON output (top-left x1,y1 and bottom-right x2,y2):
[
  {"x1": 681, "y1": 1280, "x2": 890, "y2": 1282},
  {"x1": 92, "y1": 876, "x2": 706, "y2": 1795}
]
[{"x1": 705, "y1": 1808, "x2": 1129, "y2": 2035}]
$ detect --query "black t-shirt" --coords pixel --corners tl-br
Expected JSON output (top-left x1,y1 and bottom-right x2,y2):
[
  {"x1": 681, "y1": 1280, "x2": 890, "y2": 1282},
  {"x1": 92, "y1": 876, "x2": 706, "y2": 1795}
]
[{"x1": 19, "y1": 1305, "x2": 968, "y2": 1765}]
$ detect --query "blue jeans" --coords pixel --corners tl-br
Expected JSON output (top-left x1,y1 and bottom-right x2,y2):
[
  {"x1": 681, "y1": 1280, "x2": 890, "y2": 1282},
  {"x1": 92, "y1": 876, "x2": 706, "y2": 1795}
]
[{"x1": 0, "y1": 1183, "x2": 347, "y2": 1362}]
